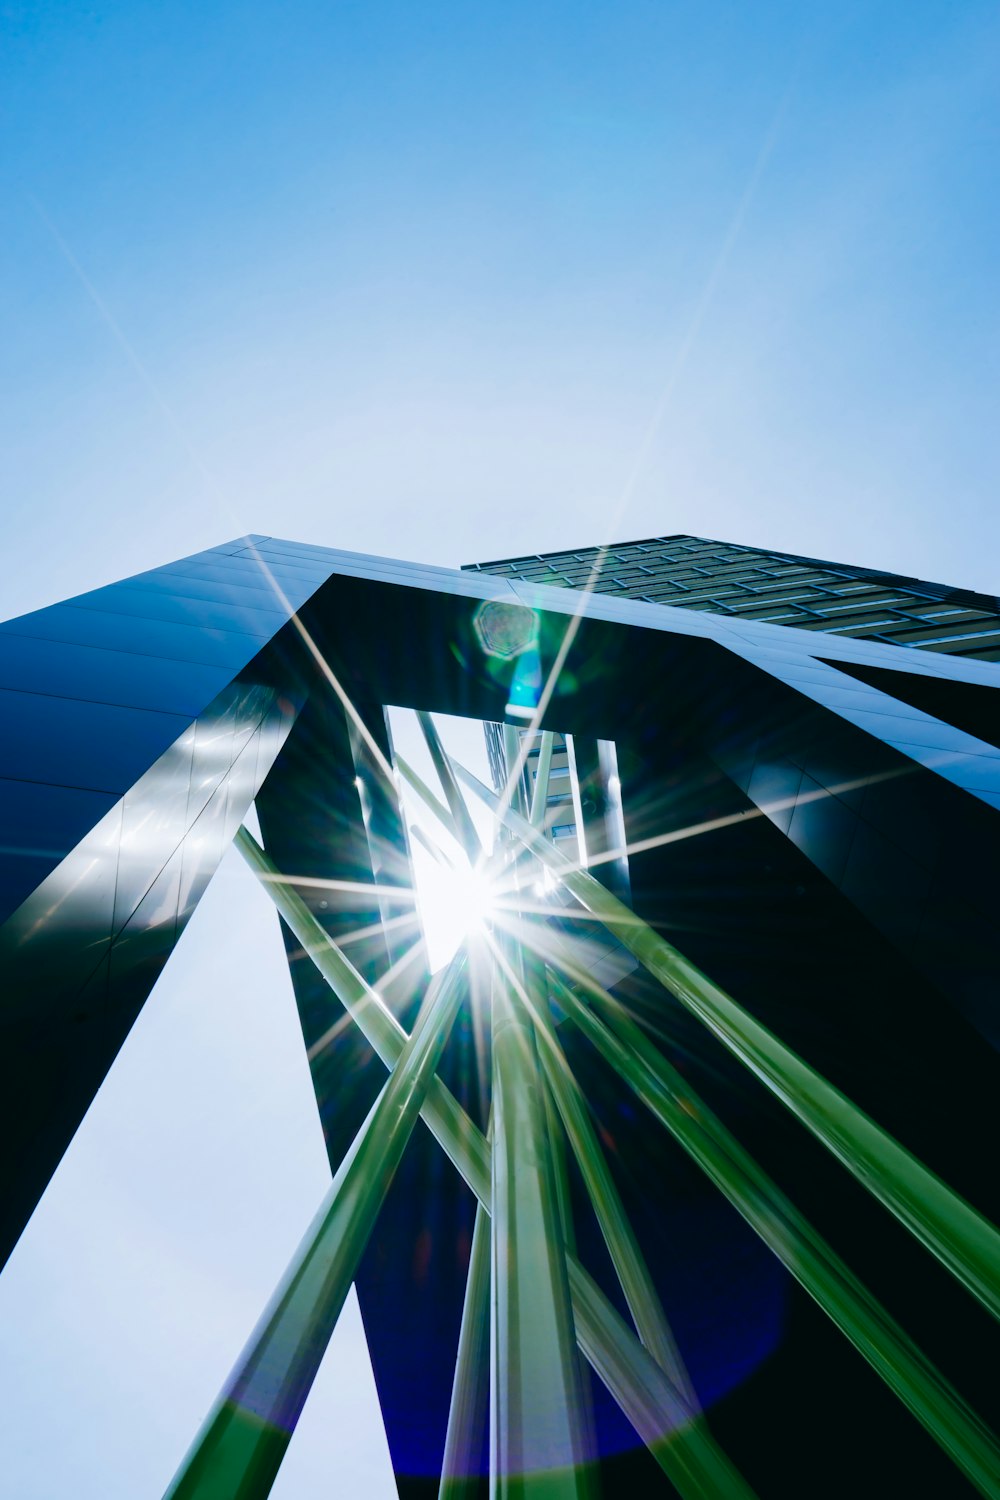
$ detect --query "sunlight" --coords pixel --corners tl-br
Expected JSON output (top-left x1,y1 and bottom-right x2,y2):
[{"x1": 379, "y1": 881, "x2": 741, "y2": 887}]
[{"x1": 412, "y1": 847, "x2": 496, "y2": 972}]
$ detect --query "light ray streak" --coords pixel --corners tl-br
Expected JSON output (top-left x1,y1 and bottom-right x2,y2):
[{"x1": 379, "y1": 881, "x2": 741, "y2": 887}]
[
  {"x1": 326, "y1": 910, "x2": 422, "y2": 949},
  {"x1": 487, "y1": 932, "x2": 757, "y2": 1497},
  {"x1": 235, "y1": 825, "x2": 753, "y2": 1488},
  {"x1": 534, "y1": 978, "x2": 697, "y2": 1409},
  {"x1": 164, "y1": 954, "x2": 469, "y2": 1499},
  {"x1": 454, "y1": 768, "x2": 1000, "y2": 1327},
  {"x1": 305, "y1": 937, "x2": 427, "y2": 1063},
  {"x1": 439, "y1": 1136, "x2": 492, "y2": 1499},
  {"x1": 486, "y1": 938, "x2": 592, "y2": 1492},
  {"x1": 612, "y1": 91, "x2": 790, "y2": 523},
  {"x1": 468, "y1": 755, "x2": 915, "y2": 886},
  {"x1": 540, "y1": 960, "x2": 1000, "y2": 1498},
  {"x1": 577, "y1": 763, "x2": 917, "y2": 876},
  {"x1": 491, "y1": 898, "x2": 645, "y2": 926},
  {"x1": 255, "y1": 873, "x2": 420, "y2": 903},
  {"x1": 220, "y1": 539, "x2": 403, "y2": 798}
]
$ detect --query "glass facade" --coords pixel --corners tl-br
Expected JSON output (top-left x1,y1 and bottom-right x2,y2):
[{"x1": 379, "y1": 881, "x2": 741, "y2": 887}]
[
  {"x1": 463, "y1": 533, "x2": 1000, "y2": 661},
  {"x1": 2, "y1": 532, "x2": 998, "y2": 1500}
]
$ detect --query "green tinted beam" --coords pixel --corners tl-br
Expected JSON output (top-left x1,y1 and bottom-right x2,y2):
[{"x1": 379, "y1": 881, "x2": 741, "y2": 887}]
[
  {"x1": 541, "y1": 960, "x2": 1000, "y2": 1498},
  {"x1": 490, "y1": 944, "x2": 592, "y2": 1496},
  {"x1": 164, "y1": 952, "x2": 467, "y2": 1499},
  {"x1": 453, "y1": 760, "x2": 1000, "y2": 1325},
  {"x1": 236, "y1": 827, "x2": 732, "y2": 1496},
  {"x1": 533, "y1": 984, "x2": 758, "y2": 1500},
  {"x1": 440, "y1": 1192, "x2": 492, "y2": 1499}
]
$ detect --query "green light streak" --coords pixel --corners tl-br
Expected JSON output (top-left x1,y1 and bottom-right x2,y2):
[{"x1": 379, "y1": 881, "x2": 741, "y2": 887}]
[
  {"x1": 418, "y1": 711, "x2": 484, "y2": 861},
  {"x1": 164, "y1": 952, "x2": 468, "y2": 1500},
  {"x1": 530, "y1": 732, "x2": 556, "y2": 828},
  {"x1": 235, "y1": 826, "x2": 750, "y2": 1496},
  {"x1": 543, "y1": 961, "x2": 1000, "y2": 1498},
  {"x1": 490, "y1": 943, "x2": 592, "y2": 1496},
  {"x1": 440, "y1": 1194, "x2": 492, "y2": 1500},
  {"x1": 453, "y1": 760, "x2": 1000, "y2": 1326}
]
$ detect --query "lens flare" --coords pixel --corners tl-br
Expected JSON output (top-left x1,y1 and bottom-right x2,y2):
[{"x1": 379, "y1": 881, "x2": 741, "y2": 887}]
[{"x1": 414, "y1": 849, "x2": 496, "y2": 970}]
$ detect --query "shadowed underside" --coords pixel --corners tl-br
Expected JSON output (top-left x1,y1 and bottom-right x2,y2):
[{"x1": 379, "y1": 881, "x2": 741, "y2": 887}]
[{"x1": 1, "y1": 534, "x2": 999, "y2": 1498}]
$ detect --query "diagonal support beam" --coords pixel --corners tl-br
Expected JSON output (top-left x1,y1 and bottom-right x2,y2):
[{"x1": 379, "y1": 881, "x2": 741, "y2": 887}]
[
  {"x1": 164, "y1": 951, "x2": 468, "y2": 1499},
  {"x1": 537, "y1": 956, "x2": 1000, "y2": 1498},
  {"x1": 533, "y1": 979, "x2": 695, "y2": 1409},
  {"x1": 418, "y1": 711, "x2": 484, "y2": 861},
  {"x1": 530, "y1": 731, "x2": 556, "y2": 828},
  {"x1": 386, "y1": 750, "x2": 1000, "y2": 1489},
  {"x1": 452, "y1": 759, "x2": 1000, "y2": 1325},
  {"x1": 489, "y1": 941, "x2": 592, "y2": 1495},
  {"x1": 499, "y1": 949, "x2": 755, "y2": 1500},
  {"x1": 440, "y1": 1159, "x2": 493, "y2": 1498},
  {"x1": 235, "y1": 826, "x2": 751, "y2": 1498}
]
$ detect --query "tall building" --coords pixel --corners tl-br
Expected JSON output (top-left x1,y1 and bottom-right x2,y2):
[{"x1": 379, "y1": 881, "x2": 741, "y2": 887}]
[
  {"x1": 1, "y1": 533, "x2": 998, "y2": 1498},
  {"x1": 466, "y1": 531, "x2": 1000, "y2": 872},
  {"x1": 464, "y1": 532, "x2": 1000, "y2": 659}
]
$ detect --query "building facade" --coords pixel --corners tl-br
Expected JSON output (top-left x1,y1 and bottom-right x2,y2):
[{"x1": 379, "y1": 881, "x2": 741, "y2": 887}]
[
  {"x1": 464, "y1": 532, "x2": 1000, "y2": 659},
  {"x1": 1, "y1": 533, "x2": 998, "y2": 1498}
]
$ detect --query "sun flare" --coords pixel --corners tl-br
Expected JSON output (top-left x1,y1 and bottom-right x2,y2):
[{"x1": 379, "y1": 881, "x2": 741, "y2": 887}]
[{"x1": 412, "y1": 850, "x2": 498, "y2": 971}]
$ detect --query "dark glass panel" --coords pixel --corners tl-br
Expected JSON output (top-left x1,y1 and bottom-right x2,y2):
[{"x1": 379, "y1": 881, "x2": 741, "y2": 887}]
[
  {"x1": 0, "y1": 796, "x2": 122, "y2": 1001},
  {"x1": 787, "y1": 771, "x2": 859, "y2": 887},
  {"x1": 0, "y1": 687, "x2": 189, "y2": 795},
  {"x1": 746, "y1": 757, "x2": 803, "y2": 834},
  {"x1": 0, "y1": 634, "x2": 232, "y2": 717},
  {"x1": 0, "y1": 777, "x2": 117, "y2": 926},
  {"x1": 149, "y1": 557, "x2": 332, "y2": 590},
  {"x1": 226, "y1": 550, "x2": 337, "y2": 579},
  {"x1": 65, "y1": 585, "x2": 289, "y2": 635},
  {"x1": 113, "y1": 722, "x2": 196, "y2": 930},
  {"x1": 0, "y1": 602, "x2": 270, "y2": 668},
  {"x1": 838, "y1": 819, "x2": 932, "y2": 949},
  {"x1": 123, "y1": 570, "x2": 317, "y2": 612}
]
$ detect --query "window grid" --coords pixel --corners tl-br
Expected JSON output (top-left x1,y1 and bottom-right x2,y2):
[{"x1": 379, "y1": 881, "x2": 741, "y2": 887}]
[{"x1": 464, "y1": 537, "x2": 1000, "y2": 661}]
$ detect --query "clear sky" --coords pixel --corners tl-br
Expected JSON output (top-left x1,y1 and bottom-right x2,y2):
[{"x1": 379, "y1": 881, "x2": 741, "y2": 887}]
[{"x1": 1, "y1": 2, "x2": 999, "y2": 1494}]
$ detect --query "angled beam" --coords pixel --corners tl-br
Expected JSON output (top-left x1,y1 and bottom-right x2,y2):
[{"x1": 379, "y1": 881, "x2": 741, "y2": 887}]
[
  {"x1": 452, "y1": 759, "x2": 1000, "y2": 1325},
  {"x1": 380, "y1": 759, "x2": 1000, "y2": 1488},
  {"x1": 418, "y1": 711, "x2": 484, "y2": 861},
  {"x1": 440, "y1": 1180, "x2": 492, "y2": 1498},
  {"x1": 502, "y1": 723, "x2": 532, "y2": 819},
  {"x1": 235, "y1": 827, "x2": 741, "y2": 1492},
  {"x1": 489, "y1": 940, "x2": 592, "y2": 1496},
  {"x1": 532, "y1": 977, "x2": 760, "y2": 1500},
  {"x1": 533, "y1": 985, "x2": 694, "y2": 1406},
  {"x1": 530, "y1": 731, "x2": 555, "y2": 828},
  {"x1": 542, "y1": 1063, "x2": 577, "y2": 1256},
  {"x1": 397, "y1": 755, "x2": 465, "y2": 850},
  {"x1": 164, "y1": 952, "x2": 468, "y2": 1500},
  {"x1": 541, "y1": 960, "x2": 1000, "y2": 1499}
]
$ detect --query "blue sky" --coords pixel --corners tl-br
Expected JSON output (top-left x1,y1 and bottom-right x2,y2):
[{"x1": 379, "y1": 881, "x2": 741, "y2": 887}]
[
  {"x1": 1, "y1": 2, "x2": 999, "y2": 1494},
  {"x1": 3, "y1": 0, "x2": 999, "y2": 618}
]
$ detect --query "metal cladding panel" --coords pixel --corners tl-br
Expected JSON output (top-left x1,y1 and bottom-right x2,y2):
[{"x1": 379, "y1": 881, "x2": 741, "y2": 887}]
[
  {"x1": 236, "y1": 546, "x2": 1000, "y2": 1496},
  {"x1": 0, "y1": 537, "x2": 330, "y2": 922},
  {"x1": 2, "y1": 535, "x2": 999, "y2": 1498},
  {"x1": 0, "y1": 538, "x2": 337, "y2": 1268}
]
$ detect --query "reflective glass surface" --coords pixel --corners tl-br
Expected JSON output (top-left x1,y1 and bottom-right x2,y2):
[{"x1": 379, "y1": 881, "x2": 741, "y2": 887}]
[
  {"x1": 0, "y1": 687, "x2": 190, "y2": 794},
  {"x1": 0, "y1": 634, "x2": 233, "y2": 716},
  {"x1": 66, "y1": 584, "x2": 291, "y2": 635},
  {"x1": 0, "y1": 602, "x2": 272, "y2": 668},
  {"x1": 2, "y1": 532, "x2": 998, "y2": 1500}
]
